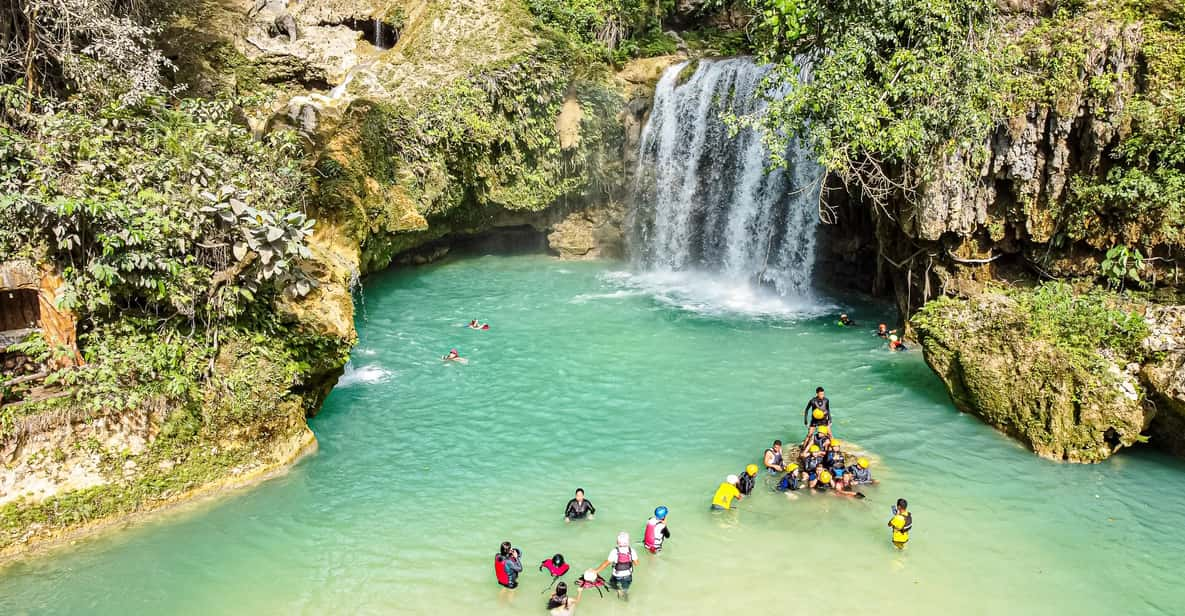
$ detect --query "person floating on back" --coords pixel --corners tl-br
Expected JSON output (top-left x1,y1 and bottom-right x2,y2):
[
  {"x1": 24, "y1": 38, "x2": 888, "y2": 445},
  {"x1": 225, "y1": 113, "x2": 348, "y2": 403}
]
[
  {"x1": 763, "y1": 440, "x2": 785, "y2": 473},
  {"x1": 837, "y1": 313, "x2": 856, "y2": 327},
  {"x1": 737, "y1": 464, "x2": 758, "y2": 496},
  {"x1": 711, "y1": 474, "x2": 743, "y2": 510},
  {"x1": 889, "y1": 334, "x2": 908, "y2": 351},
  {"x1": 593, "y1": 532, "x2": 638, "y2": 600},
  {"x1": 889, "y1": 498, "x2": 913, "y2": 549},
  {"x1": 494, "y1": 541, "x2": 523, "y2": 589},
  {"x1": 564, "y1": 488, "x2": 596, "y2": 522},
  {"x1": 643, "y1": 506, "x2": 670, "y2": 553}
]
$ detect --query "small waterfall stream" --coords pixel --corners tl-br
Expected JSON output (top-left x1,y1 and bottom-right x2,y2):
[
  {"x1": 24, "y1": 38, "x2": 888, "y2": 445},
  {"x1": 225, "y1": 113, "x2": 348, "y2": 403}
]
[{"x1": 630, "y1": 58, "x2": 821, "y2": 300}]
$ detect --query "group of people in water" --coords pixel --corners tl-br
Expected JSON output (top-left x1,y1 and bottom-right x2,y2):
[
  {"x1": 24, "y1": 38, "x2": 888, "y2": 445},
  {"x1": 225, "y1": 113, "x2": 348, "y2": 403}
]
[{"x1": 490, "y1": 313, "x2": 914, "y2": 612}]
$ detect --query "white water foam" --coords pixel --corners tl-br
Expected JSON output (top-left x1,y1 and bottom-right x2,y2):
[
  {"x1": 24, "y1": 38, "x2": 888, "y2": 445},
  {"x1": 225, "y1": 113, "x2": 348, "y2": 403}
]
[
  {"x1": 600, "y1": 270, "x2": 834, "y2": 319},
  {"x1": 336, "y1": 363, "x2": 393, "y2": 387}
]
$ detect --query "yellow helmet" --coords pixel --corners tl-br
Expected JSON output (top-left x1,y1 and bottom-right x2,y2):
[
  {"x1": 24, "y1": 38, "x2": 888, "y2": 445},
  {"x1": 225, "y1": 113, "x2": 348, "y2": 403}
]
[
  {"x1": 786, "y1": 463, "x2": 799, "y2": 472},
  {"x1": 831, "y1": 439, "x2": 842, "y2": 448},
  {"x1": 812, "y1": 409, "x2": 825, "y2": 419},
  {"x1": 818, "y1": 425, "x2": 830, "y2": 435},
  {"x1": 746, "y1": 464, "x2": 758, "y2": 476},
  {"x1": 857, "y1": 458, "x2": 870, "y2": 469},
  {"x1": 890, "y1": 514, "x2": 906, "y2": 529},
  {"x1": 819, "y1": 470, "x2": 832, "y2": 484},
  {"x1": 809, "y1": 445, "x2": 820, "y2": 453}
]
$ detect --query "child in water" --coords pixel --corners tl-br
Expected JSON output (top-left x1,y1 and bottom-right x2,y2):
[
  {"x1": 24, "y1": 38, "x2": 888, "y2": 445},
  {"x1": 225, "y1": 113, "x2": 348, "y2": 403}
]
[{"x1": 547, "y1": 581, "x2": 582, "y2": 615}]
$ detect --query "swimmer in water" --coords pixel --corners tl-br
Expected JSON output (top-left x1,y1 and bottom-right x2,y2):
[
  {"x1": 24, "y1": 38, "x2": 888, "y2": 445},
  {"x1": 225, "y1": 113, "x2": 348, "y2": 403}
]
[
  {"x1": 442, "y1": 348, "x2": 467, "y2": 363},
  {"x1": 468, "y1": 319, "x2": 489, "y2": 330},
  {"x1": 846, "y1": 457, "x2": 877, "y2": 486},
  {"x1": 564, "y1": 488, "x2": 596, "y2": 522},
  {"x1": 876, "y1": 323, "x2": 898, "y2": 338},
  {"x1": 889, "y1": 334, "x2": 908, "y2": 351},
  {"x1": 737, "y1": 464, "x2": 758, "y2": 496},
  {"x1": 547, "y1": 581, "x2": 583, "y2": 615},
  {"x1": 764, "y1": 440, "x2": 785, "y2": 473},
  {"x1": 838, "y1": 313, "x2": 855, "y2": 327},
  {"x1": 710, "y1": 475, "x2": 743, "y2": 510}
]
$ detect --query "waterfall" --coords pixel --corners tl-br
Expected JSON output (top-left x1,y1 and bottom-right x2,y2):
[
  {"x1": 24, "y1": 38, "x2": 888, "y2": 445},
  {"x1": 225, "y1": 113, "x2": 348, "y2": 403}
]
[{"x1": 630, "y1": 58, "x2": 821, "y2": 301}]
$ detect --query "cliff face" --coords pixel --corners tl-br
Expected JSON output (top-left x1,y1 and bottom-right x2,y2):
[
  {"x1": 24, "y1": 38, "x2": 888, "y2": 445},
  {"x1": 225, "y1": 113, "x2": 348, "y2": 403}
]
[{"x1": 818, "y1": 8, "x2": 1185, "y2": 460}]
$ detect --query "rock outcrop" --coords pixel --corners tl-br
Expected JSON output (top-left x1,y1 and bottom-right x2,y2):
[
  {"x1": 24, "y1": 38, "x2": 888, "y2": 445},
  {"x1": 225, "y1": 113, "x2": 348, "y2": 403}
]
[
  {"x1": 913, "y1": 292, "x2": 1151, "y2": 462},
  {"x1": 1140, "y1": 306, "x2": 1185, "y2": 456}
]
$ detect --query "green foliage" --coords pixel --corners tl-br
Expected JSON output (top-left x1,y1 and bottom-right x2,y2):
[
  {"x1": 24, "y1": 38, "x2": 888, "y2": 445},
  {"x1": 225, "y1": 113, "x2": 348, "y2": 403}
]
[
  {"x1": 1064, "y1": 12, "x2": 1185, "y2": 248},
  {"x1": 1018, "y1": 282, "x2": 1149, "y2": 362},
  {"x1": 747, "y1": 0, "x2": 1008, "y2": 205},
  {"x1": 1100, "y1": 245, "x2": 1147, "y2": 290},
  {"x1": 6, "y1": 331, "x2": 50, "y2": 363},
  {"x1": 527, "y1": 0, "x2": 725, "y2": 63},
  {"x1": 0, "y1": 92, "x2": 315, "y2": 322}
]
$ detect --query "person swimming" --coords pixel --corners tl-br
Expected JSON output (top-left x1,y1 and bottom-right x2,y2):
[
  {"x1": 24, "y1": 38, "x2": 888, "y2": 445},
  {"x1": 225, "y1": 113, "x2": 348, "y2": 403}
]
[
  {"x1": 710, "y1": 475, "x2": 743, "y2": 510},
  {"x1": 889, "y1": 334, "x2": 908, "y2": 351},
  {"x1": 763, "y1": 440, "x2": 785, "y2": 473},
  {"x1": 468, "y1": 319, "x2": 490, "y2": 330},
  {"x1": 737, "y1": 464, "x2": 758, "y2": 496},
  {"x1": 564, "y1": 488, "x2": 596, "y2": 522},
  {"x1": 442, "y1": 348, "x2": 467, "y2": 363},
  {"x1": 838, "y1": 314, "x2": 856, "y2": 327},
  {"x1": 876, "y1": 323, "x2": 898, "y2": 338},
  {"x1": 643, "y1": 506, "x2": 670, "y2": 553}
]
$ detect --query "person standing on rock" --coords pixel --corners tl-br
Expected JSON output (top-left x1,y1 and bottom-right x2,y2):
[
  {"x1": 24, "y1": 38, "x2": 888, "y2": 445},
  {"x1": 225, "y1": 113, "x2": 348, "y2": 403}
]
[{"x1": 803, "y1": 387, "x2": 832, "y2": 446}]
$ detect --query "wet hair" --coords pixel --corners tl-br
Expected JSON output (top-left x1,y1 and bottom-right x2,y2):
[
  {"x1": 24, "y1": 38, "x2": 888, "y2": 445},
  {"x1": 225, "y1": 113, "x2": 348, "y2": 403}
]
[
  {"x1": 816, "y1": 387, "x2": 825, "y2": 393},
  {"x1": 500, "y1": 541, "x2": 512, "y2": 556},
  {"x1": 897, "y1": 498, "x2": 908, "y2": 510},
  {"x1": 575, "y1": 488, "x2": 584, "y2": 495},
  {"x1": 555, "y1": 582, "x2": 567, "y2": 597},
  {"x1": 552, "y1": 554, "x2": 565, "y2": 567},
  {"x1": 547, "y1": 583, "x2": 569, "y2": 609},
  {"x1": 773, "y1": 439, "x2": 782, "y2": 447}
]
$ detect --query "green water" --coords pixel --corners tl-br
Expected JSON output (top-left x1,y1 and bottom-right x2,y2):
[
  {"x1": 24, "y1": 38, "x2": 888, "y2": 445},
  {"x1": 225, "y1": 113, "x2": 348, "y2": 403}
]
[{"x1": 2, "y1": 255, "x2": 1183, "y2": 614}]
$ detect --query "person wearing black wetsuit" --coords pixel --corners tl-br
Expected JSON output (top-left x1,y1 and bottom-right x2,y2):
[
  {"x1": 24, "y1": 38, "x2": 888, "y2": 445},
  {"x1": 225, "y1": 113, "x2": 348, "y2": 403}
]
[
  {"x1": 564, "y1": 488, "x2": 596, "y2": 522},
  {"x1": 804, "y1": 387, "x2": 831, "y2": 428}
]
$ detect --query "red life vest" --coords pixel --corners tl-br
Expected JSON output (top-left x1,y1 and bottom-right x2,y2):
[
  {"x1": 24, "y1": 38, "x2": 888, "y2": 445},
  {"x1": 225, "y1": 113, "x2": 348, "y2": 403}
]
[
  {"x1": 540, "y1": 559, "x2": 569, "y2": 577},
  {"x1": 494, "y1": 555, "x2": 510, "y2": 586},
  {"x1": 643, "y1": 517, "x2": 662, "y2": 551}
]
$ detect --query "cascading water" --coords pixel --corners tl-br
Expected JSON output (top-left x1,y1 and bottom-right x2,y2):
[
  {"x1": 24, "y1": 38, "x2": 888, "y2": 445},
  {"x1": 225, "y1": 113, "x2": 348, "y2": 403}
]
[{"x1": 630, "y1": 58, "x2": 821, "y2": 302}]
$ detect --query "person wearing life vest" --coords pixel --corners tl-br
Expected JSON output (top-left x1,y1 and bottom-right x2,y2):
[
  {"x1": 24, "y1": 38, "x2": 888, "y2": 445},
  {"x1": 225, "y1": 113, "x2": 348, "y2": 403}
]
[
  {"x1": 763, "y1": 440, "x2": 785, "y2": 473},
  {"x1": 540, "y1": 553, "x2": 571, "y2": 579},
  {"x1": 494, "y1": 541, "x2": 523, "y2": 589},
  {"x1": 889, "y1": 334, "x2": 908, "y2": 351},
  {"x1": 593, "y1": 532, "x2": 639, "y2": 600},
  {"x1": 889, "y1": 498, "x2": 913, "y2": 548},
  {"x1": 776, "y1": 463, "x2": 803, "y2": 492},
  {"x1": 737, "y1": 464, "x2": 758, "y2": 496},
  {"x1": 801, "y1": 444, "x2": 823, "y2": 478},
  {"x1": 711, "y1": 475, "x2": 743, "y2": 510},
  {"x1": 824, "y1": 440, "x2": 845, "y2": 475},
  {"x1": 838, "y1": 313, "x2": 855, "y2": 327},
  {"x1": 811, "y1": 468, "x2": 835, "y2": 491},
  {"x1": 643, "y1": 506, "x2": 670, "y2": 553},
  {"x1": 846, "y1": 457, "x2": 876, "y2": 485},
  {"x1": 812, "y1": 425, "x2": 833, "y2": 450},
  {"x1": 876, "y1": 323, "x2": 898, "y2": 338},
  {"x1": 564, "y1": 488, "x2": 596, "y2": 522}
]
